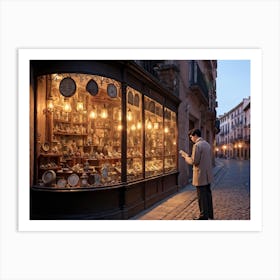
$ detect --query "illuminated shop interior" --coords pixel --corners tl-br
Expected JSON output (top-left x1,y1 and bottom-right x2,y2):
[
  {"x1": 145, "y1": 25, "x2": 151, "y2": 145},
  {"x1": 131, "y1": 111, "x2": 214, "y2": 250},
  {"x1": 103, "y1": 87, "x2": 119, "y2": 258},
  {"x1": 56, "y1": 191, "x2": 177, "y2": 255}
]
[{"x1": 35, "y1": 73, "x2": 177, "y2": 190}]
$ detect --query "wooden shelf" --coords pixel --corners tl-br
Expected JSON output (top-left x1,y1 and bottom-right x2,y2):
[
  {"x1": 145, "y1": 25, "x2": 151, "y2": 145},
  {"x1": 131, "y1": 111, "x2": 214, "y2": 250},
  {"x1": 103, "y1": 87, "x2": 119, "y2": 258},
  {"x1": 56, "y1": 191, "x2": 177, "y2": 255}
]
[{"x1": 53, "y1": 132, "x2": 88, "y2": 136}]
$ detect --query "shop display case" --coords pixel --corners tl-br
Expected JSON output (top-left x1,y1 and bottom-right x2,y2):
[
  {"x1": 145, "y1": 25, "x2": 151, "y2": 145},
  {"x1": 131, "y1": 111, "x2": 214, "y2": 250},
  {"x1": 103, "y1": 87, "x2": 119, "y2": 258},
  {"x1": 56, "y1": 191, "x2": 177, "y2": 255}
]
[
  {"x1": 36, "y1": 74, "x2": 122, "y2": 189},
  {"x1": 30, "y1": 60, "x2": 180, "y2": 219},
  {"x1": 35, "y1": 74, "x2": 178, "y2": 189}
]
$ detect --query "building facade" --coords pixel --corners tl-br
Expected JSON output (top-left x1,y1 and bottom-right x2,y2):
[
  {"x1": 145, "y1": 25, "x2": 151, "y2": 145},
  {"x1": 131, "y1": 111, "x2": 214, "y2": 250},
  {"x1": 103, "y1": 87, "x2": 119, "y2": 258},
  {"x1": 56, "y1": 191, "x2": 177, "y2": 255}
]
[
  {"x1": 215, "y1": 97, "x2": 250, "y2": 160},
  {"x1": 29, "y1": 59, "x2": 218, "y2": 219}
]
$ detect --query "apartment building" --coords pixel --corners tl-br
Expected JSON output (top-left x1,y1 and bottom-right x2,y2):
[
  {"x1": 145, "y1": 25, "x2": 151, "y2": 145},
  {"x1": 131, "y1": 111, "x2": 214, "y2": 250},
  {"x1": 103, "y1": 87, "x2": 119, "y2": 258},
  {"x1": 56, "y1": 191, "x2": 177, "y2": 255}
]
[{"x1": 215, "y1": 97, "x2": 250, "y2": 160}]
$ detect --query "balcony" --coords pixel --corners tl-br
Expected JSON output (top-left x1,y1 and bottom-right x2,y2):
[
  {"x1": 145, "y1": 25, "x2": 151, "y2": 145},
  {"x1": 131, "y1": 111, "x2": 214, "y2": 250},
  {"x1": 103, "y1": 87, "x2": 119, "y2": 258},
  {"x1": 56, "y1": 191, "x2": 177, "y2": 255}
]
[
  {"x1": 134, "y1": 60, "x2": 163, "y2": 80},
  {"x1": 189, "y1": 61, "x2": 209, "y2": 104}
]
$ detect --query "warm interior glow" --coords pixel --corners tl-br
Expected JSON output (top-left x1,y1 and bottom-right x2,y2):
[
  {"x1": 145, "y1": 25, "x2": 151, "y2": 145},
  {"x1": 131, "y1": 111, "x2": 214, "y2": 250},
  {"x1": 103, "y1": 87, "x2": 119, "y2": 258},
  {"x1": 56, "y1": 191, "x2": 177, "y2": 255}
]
[
  {"x1": 164, "y1": 127, "x2": 169, "y2": 133},
  {"x1": 89, "y1": 108, "x2": 97, "y2": 119},
  {"x1": 76, "y1": 101, "x2": 84, "y2": 112},
  {"x1": 131, "y1": 124, "x2": 136, "y2": 131},
  {"x1": 117, "y1": 124, "x2": 122, "y2": 131},
  {"x1": 63, "y1": 100, "x2": 72, "y2": 112},
  {"x1": 147, "y1": 120, "x2": 152, "y2": 130},
  {"x1": 127, "y1": 109, "x2": 132, "y2": 121},
  {"x1": 137, "y1": 121, "x2": 142, "y2": 130},
  {"x1": 101, "y1": 106, "x2": 108, "y2": 119},
  {"x1": 153, "y1": 123, "x2": 159, "y2": 129}
]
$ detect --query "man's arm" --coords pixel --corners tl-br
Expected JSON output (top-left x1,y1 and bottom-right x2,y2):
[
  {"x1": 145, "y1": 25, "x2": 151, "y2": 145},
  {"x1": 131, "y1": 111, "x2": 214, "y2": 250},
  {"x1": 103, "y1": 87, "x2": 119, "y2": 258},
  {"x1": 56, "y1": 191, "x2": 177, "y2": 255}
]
[{"x1": 179, "y1": 150, "x2": 193, "y2": 165}]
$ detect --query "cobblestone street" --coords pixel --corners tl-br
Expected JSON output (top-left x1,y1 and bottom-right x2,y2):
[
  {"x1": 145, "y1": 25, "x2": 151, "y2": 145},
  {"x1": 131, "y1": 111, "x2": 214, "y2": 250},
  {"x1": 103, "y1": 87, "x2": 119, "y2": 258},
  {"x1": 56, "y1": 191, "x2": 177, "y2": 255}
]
[{"x1": 132, "y1": 158, "x2": 250, "y2": 220}]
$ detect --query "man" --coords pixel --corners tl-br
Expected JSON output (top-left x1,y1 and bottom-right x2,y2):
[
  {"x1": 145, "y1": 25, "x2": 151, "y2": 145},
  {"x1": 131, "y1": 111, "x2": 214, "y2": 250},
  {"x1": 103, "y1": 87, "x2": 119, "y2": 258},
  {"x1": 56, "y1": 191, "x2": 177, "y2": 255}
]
[{"x1": 180, "y1": 128, "x2": 214, "y2": 220}]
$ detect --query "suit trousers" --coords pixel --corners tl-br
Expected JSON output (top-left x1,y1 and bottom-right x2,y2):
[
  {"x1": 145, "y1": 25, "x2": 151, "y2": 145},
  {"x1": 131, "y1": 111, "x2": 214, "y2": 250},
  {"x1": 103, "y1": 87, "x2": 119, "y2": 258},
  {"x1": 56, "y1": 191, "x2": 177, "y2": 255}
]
[{"x1": 196, "y1": 184, "x2": 214, "y2": 219}]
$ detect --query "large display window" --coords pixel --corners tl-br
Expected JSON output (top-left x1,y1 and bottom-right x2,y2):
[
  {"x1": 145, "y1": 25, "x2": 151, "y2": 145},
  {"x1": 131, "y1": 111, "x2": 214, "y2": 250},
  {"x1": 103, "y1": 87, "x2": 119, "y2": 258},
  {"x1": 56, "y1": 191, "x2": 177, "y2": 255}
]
[
  {"x1": 36, "y1": 74, "x2": 122, "y2": 189},
  {"x1": 34, "y1": 72, "x2": 178, "y2": 190}
]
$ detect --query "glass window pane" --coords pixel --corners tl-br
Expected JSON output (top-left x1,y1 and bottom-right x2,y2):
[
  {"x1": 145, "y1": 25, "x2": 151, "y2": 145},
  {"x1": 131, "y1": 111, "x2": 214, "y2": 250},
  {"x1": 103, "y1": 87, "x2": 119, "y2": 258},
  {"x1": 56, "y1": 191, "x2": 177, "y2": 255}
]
[
  {"x1": 126, "y1": 87, "x2": 143, "y2": 181},
  {"x1": 144, "y1": 96, "x2": 163, "y2": 177},
  {"x1": 36, "y1": 73, "x2": 122, "y2": 188}
]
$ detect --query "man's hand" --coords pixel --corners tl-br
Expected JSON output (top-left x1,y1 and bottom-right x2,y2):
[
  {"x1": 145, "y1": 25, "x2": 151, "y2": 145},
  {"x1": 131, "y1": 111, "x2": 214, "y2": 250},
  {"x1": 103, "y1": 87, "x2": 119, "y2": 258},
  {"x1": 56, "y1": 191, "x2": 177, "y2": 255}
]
[{"x1": 179, "y1": 150, "x2": 189, "y2": 158}]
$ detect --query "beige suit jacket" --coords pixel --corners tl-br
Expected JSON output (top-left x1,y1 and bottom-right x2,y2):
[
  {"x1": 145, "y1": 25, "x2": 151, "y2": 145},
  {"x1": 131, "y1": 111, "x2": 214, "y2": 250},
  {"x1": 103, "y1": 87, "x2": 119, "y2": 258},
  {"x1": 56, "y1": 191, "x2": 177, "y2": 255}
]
[{"x1": 184, "y1": 137, "x2": 213, "y2": 186}]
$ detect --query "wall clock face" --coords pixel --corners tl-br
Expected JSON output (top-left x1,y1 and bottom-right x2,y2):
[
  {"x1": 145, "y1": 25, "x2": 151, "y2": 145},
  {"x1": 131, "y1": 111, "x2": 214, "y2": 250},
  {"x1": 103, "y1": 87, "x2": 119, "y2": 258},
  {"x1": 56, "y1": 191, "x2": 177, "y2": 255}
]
[
  {"x1": 86, "y1": 79, "x2": 99, "y2": 96},
  {"x1": 107, "y1": 84, "x2": 117, "y2": 98},
  {"x1": 68, "y1": 173, "x2": 79, "y2": 187},
  {"x1": 42, "y1": 170, "x2": 56, "y2": 184},
  {"x1": 59, "y1": 77, "x2": 76, "y2": 97}
]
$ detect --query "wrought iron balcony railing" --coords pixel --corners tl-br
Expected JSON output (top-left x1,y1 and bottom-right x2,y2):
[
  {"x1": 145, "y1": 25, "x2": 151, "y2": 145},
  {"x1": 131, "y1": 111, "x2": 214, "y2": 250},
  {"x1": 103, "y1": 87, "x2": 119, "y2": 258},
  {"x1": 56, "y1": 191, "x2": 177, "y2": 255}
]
[{"x1": 189, "y1": 61, "x2": 209, "y2": 102}]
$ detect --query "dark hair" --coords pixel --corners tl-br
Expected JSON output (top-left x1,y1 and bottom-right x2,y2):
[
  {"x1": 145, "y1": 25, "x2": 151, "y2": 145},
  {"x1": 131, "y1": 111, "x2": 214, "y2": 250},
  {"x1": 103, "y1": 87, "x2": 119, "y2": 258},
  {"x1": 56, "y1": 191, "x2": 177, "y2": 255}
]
[{"x1": 188, "y1": 128, "x2": 201, "y2": 137}]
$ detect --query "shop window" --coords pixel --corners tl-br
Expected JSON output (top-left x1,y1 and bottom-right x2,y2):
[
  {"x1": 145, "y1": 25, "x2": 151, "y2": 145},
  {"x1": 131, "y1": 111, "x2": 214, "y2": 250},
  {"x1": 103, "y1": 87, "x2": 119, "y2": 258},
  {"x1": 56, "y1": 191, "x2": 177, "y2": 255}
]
[
  {"x1": 144, "y1": 96, "x2": 164, "y2": 177},
  {"x1": 35, "y1": 73, "x2": 122, "y2": 189},
  {"x1": 126, "y1": 87, "x2": 143, "y2": 181}
]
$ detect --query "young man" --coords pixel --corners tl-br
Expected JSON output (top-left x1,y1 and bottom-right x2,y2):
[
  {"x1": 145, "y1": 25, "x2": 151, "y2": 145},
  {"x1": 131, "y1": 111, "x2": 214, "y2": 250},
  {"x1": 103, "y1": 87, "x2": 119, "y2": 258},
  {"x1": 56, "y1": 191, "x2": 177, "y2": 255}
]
[{"x1": 180, "y1": 128, "x2": 214, "y2": 220}]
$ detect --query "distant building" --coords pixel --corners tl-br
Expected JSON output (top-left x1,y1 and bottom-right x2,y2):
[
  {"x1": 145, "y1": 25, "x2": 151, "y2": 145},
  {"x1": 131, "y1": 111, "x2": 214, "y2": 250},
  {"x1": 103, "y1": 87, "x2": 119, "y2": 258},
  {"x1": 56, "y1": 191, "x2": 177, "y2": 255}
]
[{"x1": 215, "y1": 97, "x2": 250, "y2": 160}]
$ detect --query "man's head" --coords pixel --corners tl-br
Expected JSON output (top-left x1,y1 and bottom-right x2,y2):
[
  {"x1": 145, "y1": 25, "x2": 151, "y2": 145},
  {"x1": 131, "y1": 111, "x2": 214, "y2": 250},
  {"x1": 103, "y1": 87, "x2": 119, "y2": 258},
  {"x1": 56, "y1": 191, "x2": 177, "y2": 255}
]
[{"x1": 188, "y1": 128, "x2": 201, "y2": 143}]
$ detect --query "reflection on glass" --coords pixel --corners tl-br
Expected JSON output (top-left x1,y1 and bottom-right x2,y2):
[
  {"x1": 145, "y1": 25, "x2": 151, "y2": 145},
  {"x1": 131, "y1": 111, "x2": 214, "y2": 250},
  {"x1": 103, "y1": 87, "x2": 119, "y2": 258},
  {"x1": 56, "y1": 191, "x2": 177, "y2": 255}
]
[
  {"x1": 144, "y1": 96, "x2": 163, "y2": 177},
  {"x1": 126, "y1": 87, "x2": 143, "y2": 181}
]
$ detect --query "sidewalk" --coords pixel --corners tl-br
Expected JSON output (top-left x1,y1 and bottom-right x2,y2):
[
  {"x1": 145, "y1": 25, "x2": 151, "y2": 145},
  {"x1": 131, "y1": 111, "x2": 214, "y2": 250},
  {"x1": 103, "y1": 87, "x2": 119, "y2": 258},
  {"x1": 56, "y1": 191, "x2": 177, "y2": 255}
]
[{"x1": 130, "y1": 159, "x2": 225, "y2": 220}]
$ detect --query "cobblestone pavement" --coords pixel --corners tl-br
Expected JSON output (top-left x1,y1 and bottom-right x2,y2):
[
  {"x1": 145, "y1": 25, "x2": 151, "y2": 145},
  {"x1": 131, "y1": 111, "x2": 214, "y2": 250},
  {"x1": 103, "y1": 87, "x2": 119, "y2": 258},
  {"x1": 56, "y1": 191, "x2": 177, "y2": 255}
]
[{"x1": 131, "y1": 159, "x2": 250, "y2": 220}]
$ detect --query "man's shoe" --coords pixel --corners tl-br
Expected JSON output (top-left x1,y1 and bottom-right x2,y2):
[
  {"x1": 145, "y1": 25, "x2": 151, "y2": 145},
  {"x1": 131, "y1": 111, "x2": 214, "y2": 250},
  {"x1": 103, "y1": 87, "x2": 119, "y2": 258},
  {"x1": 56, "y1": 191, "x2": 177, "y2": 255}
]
[{"x1": 193, "y1": 216, "x2": 208, "y2": 220}]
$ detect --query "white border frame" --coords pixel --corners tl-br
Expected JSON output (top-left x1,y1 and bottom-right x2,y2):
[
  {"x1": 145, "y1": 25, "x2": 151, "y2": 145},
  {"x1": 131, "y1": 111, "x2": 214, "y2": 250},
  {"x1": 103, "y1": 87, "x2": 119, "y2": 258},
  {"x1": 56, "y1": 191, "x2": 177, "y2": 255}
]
[{"x1": 18, "y1": 48, "x2": 262, "y2": 232}]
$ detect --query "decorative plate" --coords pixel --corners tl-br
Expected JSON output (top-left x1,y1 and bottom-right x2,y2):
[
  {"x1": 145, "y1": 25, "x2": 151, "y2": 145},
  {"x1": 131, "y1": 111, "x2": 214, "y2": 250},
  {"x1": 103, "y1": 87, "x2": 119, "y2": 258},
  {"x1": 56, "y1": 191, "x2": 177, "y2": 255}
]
[
  {"x1": 59, "y1": 77, "x2": 76, "y2": 97},
  {"x1": 86, "y1": 79, "x2": 99, "y2": 96},
  {"x1": 41, "y1": 142, "x2": 50, "y2": 152},
  {"x1": 57, "y1": 178, "x2": 67, "y2": 188},
  {"x1": 107, "y1": 84, "x2": 117, "y2": 98},
  {"x1": 42, "y1": 170, "x2": 56, "y2": 184},
  {"x1": 67, "y1": 173, "x2": 79, "y2": 187}
]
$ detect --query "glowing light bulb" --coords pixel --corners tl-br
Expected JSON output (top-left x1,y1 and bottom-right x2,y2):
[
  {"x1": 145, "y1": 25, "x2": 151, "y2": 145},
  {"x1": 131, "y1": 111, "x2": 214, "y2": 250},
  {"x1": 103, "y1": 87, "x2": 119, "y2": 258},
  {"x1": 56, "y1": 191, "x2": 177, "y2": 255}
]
[
  {"x1": 137, "y1": 121, "x2": 142, "y2": 130},
  {"x1": 63, "y1": 100, "x2": 72, "y2": 112},
  {"x1": 101, "y1": 106, "x2": 108, "y2": 119},
  {"x1": 89, "y1": 109, "x2": 97, "y2": 119},
  {"x1": 127, "y1": 109, "x2": 132, "y2": 121},
  {"x1": 164, "y1": 127, "x2": 169, "y2": 133},
  {"x1": 76, "y1": 101, "x2": 84, "y2": 112},
  {"x1": 153, "y1": 123, "x2": 159, "y2": 129},
  {"x1": 147, "y1": 120, "x2": 152, "y2": 130}
]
